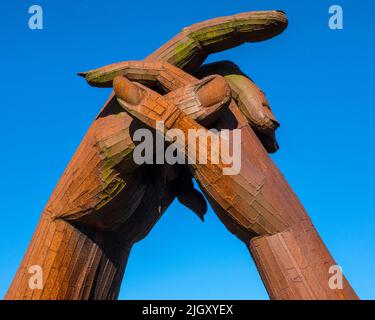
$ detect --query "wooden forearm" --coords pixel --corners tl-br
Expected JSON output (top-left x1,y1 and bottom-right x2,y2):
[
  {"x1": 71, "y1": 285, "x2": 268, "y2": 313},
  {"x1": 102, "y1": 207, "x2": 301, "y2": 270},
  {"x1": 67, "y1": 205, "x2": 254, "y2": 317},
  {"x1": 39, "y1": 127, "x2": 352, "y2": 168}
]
[
  {"x1": 216, "y1": 105, "x2": 358, "y2": 299},
  {"x1": 5, "y1": 168, "x2": 166, "y2": 300},
  {"x1": 127, "y1": 92, "x2": 359, "y2": 299},
  {"x1": 5, "y1": 113, "x2": 149, "y2": 300},
  {"x1": 194, "y1": 61, "x2": 359, "y2": 299},
  {"x1": 183, "y1": 107, "x2": 357, "y2": 299},
  {"x1": 249, "y1": 221, "x2": 357, "y2": 300},
  {"x1": 5, "y1": 213, "x2": 131, "y2": 300}
]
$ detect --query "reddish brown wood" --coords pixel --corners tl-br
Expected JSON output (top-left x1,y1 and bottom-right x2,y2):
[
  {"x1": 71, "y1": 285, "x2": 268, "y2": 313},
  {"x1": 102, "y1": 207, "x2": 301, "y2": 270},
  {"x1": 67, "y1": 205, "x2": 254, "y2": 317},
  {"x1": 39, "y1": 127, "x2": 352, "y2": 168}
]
[
  {"x1": 3, "y1": 65, "x2": 232, "y2": 300},
  {"x1": 7, "y1": 10, "x2": 287, "y2": 300},
  {"x1": 6, "y1": 10, "x2": 358, "y2": 300},
  {"x1": 112, "y1": 70, "x2": 358, "y2": 300}
]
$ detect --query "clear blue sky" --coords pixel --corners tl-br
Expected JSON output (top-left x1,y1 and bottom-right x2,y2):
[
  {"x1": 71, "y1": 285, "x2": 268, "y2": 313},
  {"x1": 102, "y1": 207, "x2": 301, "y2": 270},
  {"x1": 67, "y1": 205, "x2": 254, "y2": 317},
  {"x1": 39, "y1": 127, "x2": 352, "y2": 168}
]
[{"x1": 1, "y1": 0, "x2": 374, "y2": 299}]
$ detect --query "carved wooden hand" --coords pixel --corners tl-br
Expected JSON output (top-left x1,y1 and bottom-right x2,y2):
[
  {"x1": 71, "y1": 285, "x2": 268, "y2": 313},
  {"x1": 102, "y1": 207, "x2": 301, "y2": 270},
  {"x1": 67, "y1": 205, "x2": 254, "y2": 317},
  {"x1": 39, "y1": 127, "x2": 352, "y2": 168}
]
[{"x1": 6, "y1": 10, "x2": 358, "y2": 300}]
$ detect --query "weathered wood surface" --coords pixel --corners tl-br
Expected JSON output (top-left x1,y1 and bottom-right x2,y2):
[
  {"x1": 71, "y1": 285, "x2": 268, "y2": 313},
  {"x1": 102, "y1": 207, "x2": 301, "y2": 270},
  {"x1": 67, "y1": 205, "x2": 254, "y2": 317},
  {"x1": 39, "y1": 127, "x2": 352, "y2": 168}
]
[
  {"x1": 113, "y1": 75, "x2": 358, "y2": 300},
  {"x1": 4, "y1": 68, "x2": 229, "y2": 300},
  {"x1": 6, "y1": 10, "x2": 358, "y2": 300},
  {"x1": 7, "y1": 10, "x2": 286, "y2": 298}
]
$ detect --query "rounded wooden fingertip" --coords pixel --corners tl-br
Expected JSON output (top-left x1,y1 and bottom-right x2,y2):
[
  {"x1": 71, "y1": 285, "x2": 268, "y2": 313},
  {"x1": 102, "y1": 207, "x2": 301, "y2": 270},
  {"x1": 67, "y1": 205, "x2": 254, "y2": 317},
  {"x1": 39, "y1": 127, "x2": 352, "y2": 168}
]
[
  {"x1": 113, "y1": 76, "x2": 144, "y2": 106},
  {"x1": 196, "y1": 76, "x2": 229, "y2": 109}
]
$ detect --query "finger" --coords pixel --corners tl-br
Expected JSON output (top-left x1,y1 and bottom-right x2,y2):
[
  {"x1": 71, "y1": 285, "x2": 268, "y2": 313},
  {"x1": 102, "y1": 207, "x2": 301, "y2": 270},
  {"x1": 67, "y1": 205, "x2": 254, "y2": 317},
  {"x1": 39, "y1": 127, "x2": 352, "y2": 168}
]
[
  {"x1": 146, "y1": 10, "x2": 288, "y2": 72},
  {"x1": 194, "y1": 60, "x2": 279, "y2": 153},
  {"x1": 164, "y1": 75, "x2": 231, "y2": 126},
  {"x1": 81, "y1": 11, "x2": 287, "y2": 123},
  {"x1": 114, "y1": 76, "x2": 184, "y2": 130},
  {"x1": 168, "y1": 168, "x2": 207, "y2": 222},
  {"x1": 79, "y1": 60, "x2": 196, "y2": 90},
  {"x1": 113, "y1": 75, "x2": 231, "y2": 128}
]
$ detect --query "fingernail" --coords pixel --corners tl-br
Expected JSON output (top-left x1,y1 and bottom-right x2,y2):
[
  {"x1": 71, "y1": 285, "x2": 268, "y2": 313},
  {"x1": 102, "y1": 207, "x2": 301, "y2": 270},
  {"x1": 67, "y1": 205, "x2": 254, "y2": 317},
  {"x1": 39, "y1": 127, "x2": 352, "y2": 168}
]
[
  {"x1": 113, "y1": 76, "x2": 144, "y2": 105},
  {"x1": 197, "y1": 76, "x2": 229, "y2": 108}
]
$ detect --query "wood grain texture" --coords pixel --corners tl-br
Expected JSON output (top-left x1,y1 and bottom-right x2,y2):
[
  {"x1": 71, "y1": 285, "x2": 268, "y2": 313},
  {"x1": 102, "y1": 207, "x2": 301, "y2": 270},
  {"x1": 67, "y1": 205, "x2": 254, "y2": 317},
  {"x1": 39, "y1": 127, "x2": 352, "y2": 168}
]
[
  {"x1": 219, "y1": 105, "x2": 358, "y2": 300},
  {"x1": 7, "y1": 10, "x2": 287, "y2": 300},
  {"x1": 7, "y1": 10, "x2": 358, "y2": 300},
  {"x1": 5, "y1": 111, "x2": 173, "y2": 299},
  {"x1": 195, "y1": 61, "x2": 279, "y2": 152},
  {"x1": 114, "y1": 73, "x2": 358, "y2": 300},
  {"x1": 249, "y1": 221, "x2": 357, "y2": 299},
  {"x1": 4, "y1": 64, "x2": 231, "y2": 300}
]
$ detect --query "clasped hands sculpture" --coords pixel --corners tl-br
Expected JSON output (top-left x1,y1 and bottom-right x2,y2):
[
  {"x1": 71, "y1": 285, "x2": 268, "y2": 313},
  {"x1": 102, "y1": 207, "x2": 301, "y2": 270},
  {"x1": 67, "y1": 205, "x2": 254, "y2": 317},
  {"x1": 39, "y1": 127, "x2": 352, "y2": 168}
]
[{"x1": 6, "y1": 10, "x2": 358, "y2": 300}]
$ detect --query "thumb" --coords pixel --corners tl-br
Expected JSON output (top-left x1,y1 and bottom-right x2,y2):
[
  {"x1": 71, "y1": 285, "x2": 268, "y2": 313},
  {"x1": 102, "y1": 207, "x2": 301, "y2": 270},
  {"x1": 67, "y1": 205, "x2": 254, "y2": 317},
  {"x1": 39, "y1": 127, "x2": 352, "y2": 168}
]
[{"x1": 169, "y1": 171, "x2": 207, "y2": 222}]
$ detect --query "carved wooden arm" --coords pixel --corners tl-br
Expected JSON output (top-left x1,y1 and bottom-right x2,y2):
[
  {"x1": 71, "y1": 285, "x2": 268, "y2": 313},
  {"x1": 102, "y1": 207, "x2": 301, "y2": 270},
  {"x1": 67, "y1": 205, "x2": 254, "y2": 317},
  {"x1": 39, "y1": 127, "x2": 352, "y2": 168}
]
[
  {"x1": 112, "y1": 72, "x2": 358, "y2": 300},
  {"x1": 7, "y1": 10, "x2": 355, "y2": 300}
]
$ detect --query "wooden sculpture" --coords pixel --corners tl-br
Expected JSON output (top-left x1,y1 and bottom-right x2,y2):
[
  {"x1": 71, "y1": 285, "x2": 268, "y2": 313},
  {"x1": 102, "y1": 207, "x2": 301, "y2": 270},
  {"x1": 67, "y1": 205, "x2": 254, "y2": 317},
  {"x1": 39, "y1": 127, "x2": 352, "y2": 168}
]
[{"x1": 5, "y1": 10, "x2": 359, "y2": 300}]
